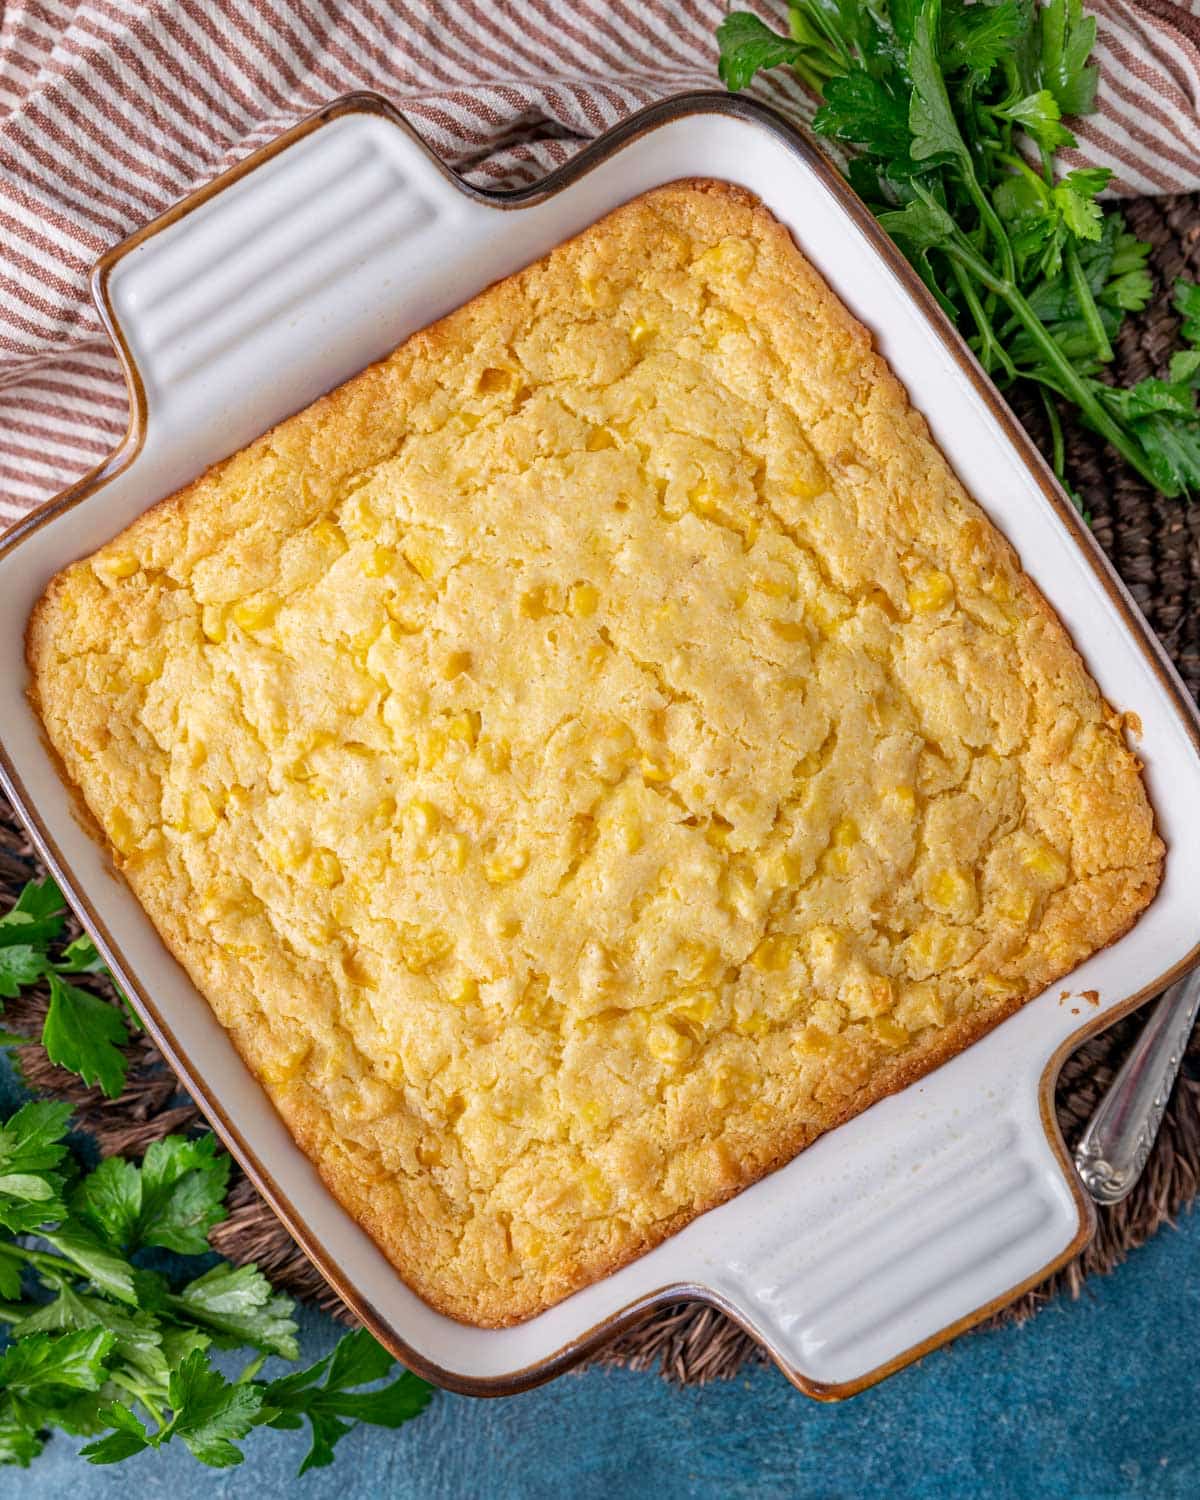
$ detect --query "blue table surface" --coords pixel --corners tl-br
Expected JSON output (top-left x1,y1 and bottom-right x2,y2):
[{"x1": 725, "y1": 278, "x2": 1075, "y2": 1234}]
[{"x1": 2, "y1": 1057, "x2": 1197, "y2": 1499}]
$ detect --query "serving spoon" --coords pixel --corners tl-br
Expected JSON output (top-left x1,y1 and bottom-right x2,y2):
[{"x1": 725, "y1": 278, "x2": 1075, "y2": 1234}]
[{"x1": 1074, "y1": 967, "x2": 1200, "y2": 1204}]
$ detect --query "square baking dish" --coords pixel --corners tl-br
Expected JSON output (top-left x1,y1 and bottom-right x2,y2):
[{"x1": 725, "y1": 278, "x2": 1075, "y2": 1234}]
[{"x1": 3, "y1": 91, "x2": 1199, "y2": 1400}]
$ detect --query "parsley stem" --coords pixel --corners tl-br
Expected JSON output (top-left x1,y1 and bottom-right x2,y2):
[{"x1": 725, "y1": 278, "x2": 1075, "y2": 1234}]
[
  {"x1": 1040, "y1": 388, "x2": 1067, "y2": 480},
  {"x1": 949, "y1": 260, "x2": 1015, "y2": 380},
  {"x1": 942, "y1": 242, "x2": 1156, "y2": 485},
  {"x1": 0, "y1": 1239, "x2": 73, "y2": 1278},
  {"x1": 110, "y1": 1370, "x2": 166, "y2": 1428},
  {"x1": 1065, "y1": 240, "x2": 1114, "y2": 363}
]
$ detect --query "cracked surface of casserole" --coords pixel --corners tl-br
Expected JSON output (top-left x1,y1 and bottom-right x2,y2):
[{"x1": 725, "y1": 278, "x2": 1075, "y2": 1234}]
[{"x1": 28, "y1": 182, "x2": 1162, "y2": 1327}]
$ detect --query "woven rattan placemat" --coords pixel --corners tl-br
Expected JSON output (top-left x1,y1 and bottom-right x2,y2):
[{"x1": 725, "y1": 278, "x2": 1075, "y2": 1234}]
[{"x1": 2, "y1": 192, "x2": 1199, "y2": 1384}]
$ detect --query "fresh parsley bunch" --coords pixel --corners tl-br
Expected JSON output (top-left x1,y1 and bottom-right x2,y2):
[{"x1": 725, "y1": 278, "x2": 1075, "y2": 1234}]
[
  {"x1": 0, "y1": 876, "x2": 133, "y2": 1098},
  {"x1": 717, "y1": 0, "x2": 1200, "y2": 500},
  {"x1": 0, "y1": 1100, "x2": 430, "y2": 1471}
]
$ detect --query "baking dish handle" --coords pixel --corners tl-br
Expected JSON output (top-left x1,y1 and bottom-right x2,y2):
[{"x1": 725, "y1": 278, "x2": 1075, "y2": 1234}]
[
  {"x1": 699, "y1": 1037, "x2": 1088, "y2": 1394},
  {"x1": 90, "y1": 97, "x2": 495, "y2": 478}
]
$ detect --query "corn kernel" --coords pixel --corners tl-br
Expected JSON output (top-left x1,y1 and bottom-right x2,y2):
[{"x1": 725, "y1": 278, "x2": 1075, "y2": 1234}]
[
  {"x1": 311, "y1": 518, "x2": 347, "y2": 552},
  {"x1": 676, "y1": 940, "x2": 720, "y2": 984},
  {"x1": 399, "y1": 927, "x2": 452, "y2": 973},
  {"x1": 883, "y1": 784, "x2": 917, "y2": 815},
  {"x1": 448, "y1": 832, "x2": 470, "y2": 871},
  {"x1": 1021, "y1": 842, "x2": 1068, "y2": 883},
  {"x1": 833, "y1": 817, "x2": 859, "y2": 847},
  {"x1": 695, "y1": 235, "x2": 754, "y2": 279},
  {"x1": 768, "y1": 850, "x2": 804, "y2": 887},
  {"x1": 484, "y1": 846, "x2": 529, "y2": 884},
  {"x1": 873, "y1": 1016, "x2": 909, "y2": 1048},
  {"x1": 447, "y1": 975, "x2": 478, "y2": 1006},
  {"x1": 618, "y1": 813, "x2": 643, "y2": 855},
  {"x1": 309, "y1": 848, "x2": 343, "y2": 887},
  {"x1": 201, "y1": 604, "x2": 227, "y2": 643},
  {"x1": 107, "y1": 808, "x2": 135, "y2": 856},
  {"x1": 585, "y1": 427, "x2": 617, "y2": 452},
  {"x1": 406, "y1": 799, "x2": 440, "y2": 838},
  {"x1": 481, "y1": 738, "x2": 511, "y2": 774},
  {"x1": 750, "y1": 933, "x2": 794, "y2": 973},
  {"x1": 442, "y1": 649, "x2": 471, "y2": 680},
  {"x1": 266, "y1": 834, "x2": 309, "y2": 873},
  {"x1": 580, "y1": 1164, "x2": 611, "y2": 1209},
  {"x1": 361, "y1": 545, "x2": 396, "y2": 577},
  {"x1": 578, "y1": 1099, "x2": 607, "y2": 1128},
  {"x1": 128, "y1": 653, "x2": 161, "y2": 685},
  {"x1": 771, "y1": 619, "x2": 807, "y2": 642},
  {"x1": 402, "y1": 543, "x2": 436, "y2": 581},
  {"x1": 907, "y1": 568, "x2": 954, "y2": 613},
  {"x1": 735, "y1": 1011, "x2": 771, "y2": 1039},
  {"x1": 232, "y1": 596, "x2": 278, "y2": 632},
  {"x1": 477, "y1": 365, "x2": 513, "y2": 395},
  {"x1": 568, "y1": 581, "x2": 600, "y2": 617},
  {"x1": 647, "y1": 1019, "x2": 692, "y2": 1062},
  {"x1": 98, "y1": 552, "x2": 139, "y2": 580},
  {"x1": 446, "y1": 710, "x2": 480, "y2": 747},
  {"x1": 639, "y1": 753, "x2": 671, "y2": 784},
  {"x1": 184, "y1": 788, "x2": 218, "y2": 837},
  {"x1": 927, "y1": 865, "x2": 974, "y2": 915},
  {"x1": 629, "y1": 318, "x2": 653, "y2": 349},
  {"x1": 519, "y1": 586, "x2": 553, "y2": 620},
  {"x1": 980, "y1": 973, "x2": 1011, "y2": 996},
  {"x1": 895, "y1": 983, "x2": 948, "y2": 1030},
  {"x1": 1000, "y1": 887, "x2": 1035, "y2": 923},
  {"x1": 688, "y1": 479, "x2": 719, "y2": 518},
  {"x1": 673, "y1": 991, "x2": 718, "y2": 1030},
  {"x1": 796, "y1": 1024, "x2": 832, "y2": 1056},
  {"x1": 907, "y1": 923, "x2": 964, "y2": 972}
]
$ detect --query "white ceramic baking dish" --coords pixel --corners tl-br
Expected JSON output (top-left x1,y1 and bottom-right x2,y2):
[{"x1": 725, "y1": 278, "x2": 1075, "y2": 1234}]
[{"x1": 2, "y1": 91, "x2": 1199, "y2": 1400}]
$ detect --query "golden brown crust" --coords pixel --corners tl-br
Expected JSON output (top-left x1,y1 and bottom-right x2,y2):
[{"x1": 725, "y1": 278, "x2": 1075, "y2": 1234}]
[{"x1": 28, "y1": 181, "x2": 1163, "y2": 1327}]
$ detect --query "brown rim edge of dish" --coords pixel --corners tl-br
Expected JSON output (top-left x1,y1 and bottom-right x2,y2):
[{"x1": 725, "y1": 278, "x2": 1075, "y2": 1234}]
[{"x1": 2, "y1": 87, "x2": 1199, "y2": 1402}]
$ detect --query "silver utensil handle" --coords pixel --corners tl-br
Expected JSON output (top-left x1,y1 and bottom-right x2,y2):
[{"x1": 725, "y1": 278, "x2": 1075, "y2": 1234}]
[{"x1": 1074, "y1": 968, "x2": 1200, "y2": 1205}]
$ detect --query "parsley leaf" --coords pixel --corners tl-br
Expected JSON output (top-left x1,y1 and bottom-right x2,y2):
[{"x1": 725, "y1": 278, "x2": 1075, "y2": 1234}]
[
  {"x1": 814, "y1": 70, "x2": 915, "y2": 165},
  {"x1": 163, "y1": 1351, "x2": 265, "y2": 1468},
  {"x1": 0, "y1": 1328, "x2": 114, "y2": 1398},
  {"x1": 1176, "y1": 278, "x2": 1200, "y2": 344},
  {"x1": 998, "y1": 89, "x2": 1075, "y2": 152},
  {"x1": 942, "y1": 0, "x2": 1021, "y2": 75},
  {"x1": 908, "y1": 1, "x2": 968, "y2": 165},
  {"x1": 0, "y1": 877, "x2": 66, "y2": 951},
  {"x1": 262, "y1": 1328, "x2": 431, "y2": 1475},
  {"x1": 170, "y1": 1264, "x2": 299, "y2": 1360},
  {"x1": 0, "y1": 945, "x2": 45, "y2": 1000},
  {"x1": 54, "y1": 935, "x2": 105, "y2": 974},
  {"x1": 1040, "y1": 0, "x2": 1099, "y2": 115},
  {"x1": 38, "y1": 1224, "x2": 138, "y2": 1307},
  {"x1": 42, "y1": 973, "x2": 128, "y2": 1098},
  {"x1": 137, "y1": 1135, "x2": 230, "y2": 1254},
  {"x1": 79, "y1": 1403, "x2": 151, "y2": 1465},
  {"x1": 73, "y1": 1136, "x2": 229, "y2": 1256},
  {"x1": 716, "y1": 12, "x2": 808, "y2": 92},
  {"x1": 0, "y1": 1099, "x2": 71, "y2": 1233},
  {"x1": 0, "y1": 1421, "x2": 43, "y2": 1468}
]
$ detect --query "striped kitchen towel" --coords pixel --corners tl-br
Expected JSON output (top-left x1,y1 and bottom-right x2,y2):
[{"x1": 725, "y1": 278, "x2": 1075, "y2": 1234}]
[{"x1": 1, "y1": 0, "x2": 1199, "y2": 526}]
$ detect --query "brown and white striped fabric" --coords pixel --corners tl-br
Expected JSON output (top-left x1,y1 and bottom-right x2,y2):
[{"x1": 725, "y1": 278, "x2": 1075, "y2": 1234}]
[{"x1": 1, "y1": 0, "x2": 1198, "y2": 527}]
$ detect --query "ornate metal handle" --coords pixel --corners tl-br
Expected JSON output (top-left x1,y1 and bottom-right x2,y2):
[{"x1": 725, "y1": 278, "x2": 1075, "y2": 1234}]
[{"x1": 1074, "y1": 968, "x2": 1200, "y2": 1204}]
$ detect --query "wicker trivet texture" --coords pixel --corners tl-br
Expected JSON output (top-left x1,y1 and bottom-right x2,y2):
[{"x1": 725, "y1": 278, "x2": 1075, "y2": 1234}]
[{"x1": 2, "y1": 191, "x2": 1199, "y2": 1385}]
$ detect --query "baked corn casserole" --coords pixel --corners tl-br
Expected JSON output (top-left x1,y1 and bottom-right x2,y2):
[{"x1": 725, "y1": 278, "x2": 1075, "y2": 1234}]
[{"x1": 28, "y1": 182, "x2": 1162, "y2": 1326}]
